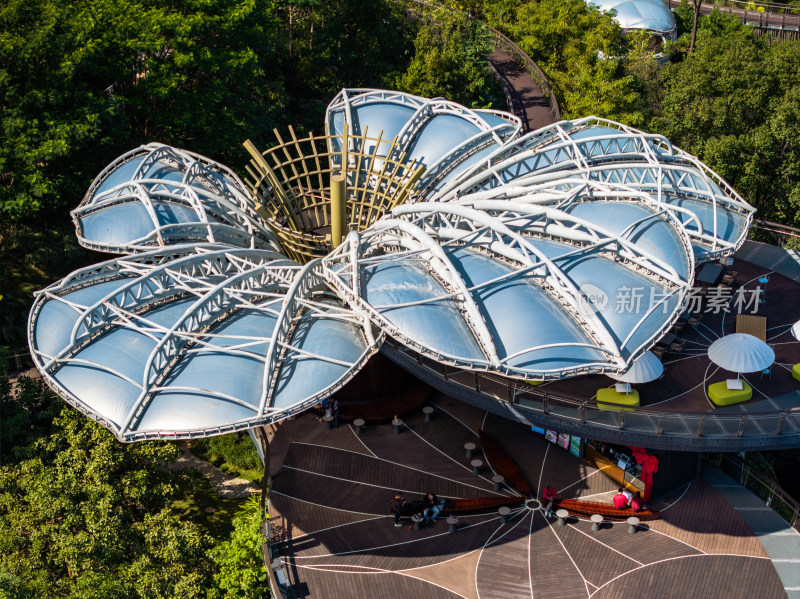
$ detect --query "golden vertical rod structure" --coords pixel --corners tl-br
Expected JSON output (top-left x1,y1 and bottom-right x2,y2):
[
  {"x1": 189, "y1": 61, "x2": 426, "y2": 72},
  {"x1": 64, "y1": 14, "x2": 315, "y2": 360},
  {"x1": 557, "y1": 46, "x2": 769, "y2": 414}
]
[{"x1": 330, "y1": 173, "x2": 347, "y2": 248}]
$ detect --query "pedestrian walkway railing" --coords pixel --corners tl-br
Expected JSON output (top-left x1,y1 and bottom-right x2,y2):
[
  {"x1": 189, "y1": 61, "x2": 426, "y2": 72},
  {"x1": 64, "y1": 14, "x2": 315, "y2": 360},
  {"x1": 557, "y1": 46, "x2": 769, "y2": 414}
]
[
  {"x1": 750, "y1": 219, "x2": 800, "y2": 249},
  {"x1": 255, "y1": 427, "x2": 286, "y2": 599},
  {"x1": 720, "y1": 454, "x2": 800, "y2": 531},
  {"x1": 3, "y1": 346, "x2": 33, "y2": 372},
  {"x1": 485, "y1": 27, "x2": 561, "y2": 124},
  {"x1": 384, "y1": 337, "x2": 800, "y2": 449},
  {"x1": 665, "y1": 0, "x2": 800, "y2": 34}
]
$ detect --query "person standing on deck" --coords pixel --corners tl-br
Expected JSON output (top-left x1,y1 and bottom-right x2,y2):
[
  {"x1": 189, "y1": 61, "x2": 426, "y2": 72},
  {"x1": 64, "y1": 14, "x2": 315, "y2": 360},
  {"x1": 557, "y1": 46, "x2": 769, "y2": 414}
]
[{"x1": 391, "y1": 492, "x2": 406, "y2": 527}]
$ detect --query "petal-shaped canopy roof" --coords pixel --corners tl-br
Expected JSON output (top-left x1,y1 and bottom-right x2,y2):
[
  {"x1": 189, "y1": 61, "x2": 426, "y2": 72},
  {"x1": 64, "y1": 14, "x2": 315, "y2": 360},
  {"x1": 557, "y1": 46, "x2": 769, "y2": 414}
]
[
  {"x1": 28, "y1": 245, "x2": 378, "y2": 441},
  {"x1": 29, "y1": 90, "x2": 756, "y2": 441},
  {"x1": 433, "y1": 119, "x2": 755, "y2": 262},
  {"x1": 322, "y1": 185, "x2": 693, "y2": 378},
  {"x1": 326, "y1": 89, "x2": 522, "y2": 197},
  {"x1": 73, "y1": 144, "x2": 281, "y2": 254}
]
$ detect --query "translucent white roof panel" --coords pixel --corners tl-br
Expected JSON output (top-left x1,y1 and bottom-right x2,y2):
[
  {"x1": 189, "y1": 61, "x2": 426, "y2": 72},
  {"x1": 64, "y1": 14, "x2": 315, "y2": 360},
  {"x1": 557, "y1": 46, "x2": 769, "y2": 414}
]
[
  {"x1": 73, "y1": 144, "x2": 281, "y2": 254},
  {"x1": 447, "y1": 248, "x2": 609, "y2": 370},
  {"x1": 326, "y1": 89, "x2": 522, "y2": 197},
  {"x1": 28, "y1": 246, "x2": 379, "y2": 441},
  {"x1": 434, "y1": 118, "x2": 755, "y2": 261},
  {"x1": 590, "y1": 0, "x2": 676, "y2": 38},
  {"x1": 324, "y1": 194, "x2": 693, "y2": 378},
  {"x1": 361, "y1": 260, "x2": 485, "y2": 360}
]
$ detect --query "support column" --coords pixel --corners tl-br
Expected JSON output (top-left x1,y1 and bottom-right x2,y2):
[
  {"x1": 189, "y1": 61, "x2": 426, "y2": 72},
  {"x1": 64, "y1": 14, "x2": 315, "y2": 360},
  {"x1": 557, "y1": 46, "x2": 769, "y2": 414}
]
[{"x1": 330, "y1": 173, "x2": 346, "y2": 248}]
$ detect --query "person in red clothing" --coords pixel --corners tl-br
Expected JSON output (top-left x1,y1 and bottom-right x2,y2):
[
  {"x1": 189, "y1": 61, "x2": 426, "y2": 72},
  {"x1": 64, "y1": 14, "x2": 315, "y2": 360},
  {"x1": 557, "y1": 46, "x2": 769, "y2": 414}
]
[
  {"x1": 630, "y1": 491, "x2": 644, "y2": 513},
  {"x1": 542, "y1": 485, "x2": 558, "y2": 518},
  {"x1": 613, "y1": 488, "x2": 629, "y2": 510}
]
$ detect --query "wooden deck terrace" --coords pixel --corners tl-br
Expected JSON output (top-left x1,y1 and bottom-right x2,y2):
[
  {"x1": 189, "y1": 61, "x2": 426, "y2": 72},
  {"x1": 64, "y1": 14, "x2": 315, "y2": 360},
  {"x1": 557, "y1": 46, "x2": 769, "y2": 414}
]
[{"x1": 264, "y1": 397, "x2": 787, "y2": 598}]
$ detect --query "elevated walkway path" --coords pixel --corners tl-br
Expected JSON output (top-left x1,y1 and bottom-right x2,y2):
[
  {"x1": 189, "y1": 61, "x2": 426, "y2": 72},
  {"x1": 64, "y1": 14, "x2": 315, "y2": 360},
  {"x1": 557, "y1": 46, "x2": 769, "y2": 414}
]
[
  {"x1": 704, "y1": 469, "x2": 800, "y2": 598},
  {"x1": 487, "y1": 49, "x2": 556, "y2": 131},
  {"x1": 665, "y1": 0, "x2": 800, "y2": 38}
]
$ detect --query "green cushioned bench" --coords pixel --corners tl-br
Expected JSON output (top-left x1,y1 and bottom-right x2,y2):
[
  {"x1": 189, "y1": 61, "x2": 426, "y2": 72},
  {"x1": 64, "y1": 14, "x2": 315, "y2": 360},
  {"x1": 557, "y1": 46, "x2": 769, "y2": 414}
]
[
  {"x1": 597, "y1": 388, "x2": 640, "y2": 411},
  {"x1": 708, "y1": 380, "x2": 752, "y2": 406},
  {"x1": 793, "y1": 364, "x2": 800, "y2": 383}
]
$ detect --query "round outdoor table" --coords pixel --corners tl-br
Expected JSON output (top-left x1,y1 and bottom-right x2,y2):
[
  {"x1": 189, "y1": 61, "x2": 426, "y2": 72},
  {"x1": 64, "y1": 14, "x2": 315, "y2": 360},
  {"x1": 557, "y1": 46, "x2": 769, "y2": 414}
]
[
  {"x1": 470, "y1": 458, "x2": 483, "y2": 476},
  {"x1": 353, "y1": 418, "x2": 365, "y2": 435},
  {"x1": 627, "y1": 516, "x2": 640, "y2": 534},
  {"x1": 556, "y1": 509, "x2": 569, "y2": 527},
  {"x1": 491, "y1": 474, "x2": 504, "y2": 492},
  {"x1": 591, "y1": 514, "x2": 604, "y2": 532},
  {"x1": 412, "y1": 514, "x2": 424, "y2": 531},
  {"x1": 447, "y1": 515, "x2": 459, "y2": 533},
  {"x1": 498, "y1": 506, "x2": 511, "y2": 523},
  {"x1": 392, "y1": 418, "x2": 403, "y2": 434},
  {"x1": 464, "y1": 442, "x2": 477, "y2": 460},
  {"x1": 322, "y1": 415, "x2": 334, "y2": 430},
  {"x1": 422, "y1": 406, "x2": 434, "y2": 422}
]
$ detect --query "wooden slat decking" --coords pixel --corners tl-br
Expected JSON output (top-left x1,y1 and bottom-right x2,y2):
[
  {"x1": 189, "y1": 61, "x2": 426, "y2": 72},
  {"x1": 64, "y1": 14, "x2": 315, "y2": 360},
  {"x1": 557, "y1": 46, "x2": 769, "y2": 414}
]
[
  {"x1": 268, "y1": 405, "x2": 786, "y2": 598},
  {"x1": 487, "y1": 49, "x2": 556, "y2": 131}
]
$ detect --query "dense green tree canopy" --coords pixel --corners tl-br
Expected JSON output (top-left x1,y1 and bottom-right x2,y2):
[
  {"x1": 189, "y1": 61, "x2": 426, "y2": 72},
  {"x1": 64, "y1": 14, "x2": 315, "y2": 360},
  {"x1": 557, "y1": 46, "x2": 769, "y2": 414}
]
[
  {"x1": 653, "y1": 9, "x2": 800, "y2": 225},
  {"x1": 209, "y1": 497, "x2": 269, "y2": 599},
  {"x1": 0, "y1": 0, "x2": 287, "y2": 229},
  {"x1": 0, "y1": 376, "x2": 212, "y2": 598},
  {"x1": 0, "y1": 353, "x2": 268, "y2": 599},
  {"x1": 396, "y1": 7, "x2": 503, "y2": 109},
  {"x1": 482, "y1": 0, "x2": 642, "y2": 123}
]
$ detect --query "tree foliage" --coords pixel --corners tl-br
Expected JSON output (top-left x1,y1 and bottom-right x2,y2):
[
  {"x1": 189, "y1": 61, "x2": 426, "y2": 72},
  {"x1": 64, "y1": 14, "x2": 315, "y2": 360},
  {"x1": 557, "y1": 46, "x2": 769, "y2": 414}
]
[
  {"x1": 209, "y1": 497, "x2": 269, "y2": 599},
  {"x1": 278, "y1": 0, "x2": 415, "y2": 128},
  {"x1": 0, "y1": 0, "x2": 287, "y2": 232},
  {"x1": 487, "y1": 0, "x2": 642, "y2": 124},
  {"x1": 0, "y1": 375, "x2": 213, "y2": 598},
  {"x1": 0, "y1": 355, "x2": 267, "y2": 599},
  {"x1": 652, "y1": 10, "x2": 800, "y2": 225},
  {"x1": 396, "y1": 7, "x2": 503, "y2": 109}
]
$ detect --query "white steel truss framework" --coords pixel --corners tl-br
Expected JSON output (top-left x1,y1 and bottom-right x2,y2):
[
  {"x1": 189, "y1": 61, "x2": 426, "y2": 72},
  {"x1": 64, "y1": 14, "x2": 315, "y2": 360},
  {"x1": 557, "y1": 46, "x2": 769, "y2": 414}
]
[
  {"x1": 28, "y1": 246, "x2": 379, "y2": 441},
  {"x1": 73, "y1": 144, "x2": 281, "y2": 254},
  {"x1": 432, "y1": 118, "x2": 754, "y2": 260},
  {"x1": 28, "y1": 90, "x2": 757, "y2": 441},
  {"x1": 322, "y1": 188, "x2": 693, "y2": 379}
]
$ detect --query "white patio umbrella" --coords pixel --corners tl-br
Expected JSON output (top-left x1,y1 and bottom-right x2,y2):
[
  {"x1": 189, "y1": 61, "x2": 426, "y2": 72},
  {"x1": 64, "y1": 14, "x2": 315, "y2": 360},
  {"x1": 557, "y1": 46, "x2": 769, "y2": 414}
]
[
  {"x1": 791, "y1": 320, "x2": 800, "y2": 341},
  {"x1": 609, "y1": 351, "x2": 664, "y2": 384},
  {"x1": 708, "y1": 333, "x2": 775, "y2": 378}
]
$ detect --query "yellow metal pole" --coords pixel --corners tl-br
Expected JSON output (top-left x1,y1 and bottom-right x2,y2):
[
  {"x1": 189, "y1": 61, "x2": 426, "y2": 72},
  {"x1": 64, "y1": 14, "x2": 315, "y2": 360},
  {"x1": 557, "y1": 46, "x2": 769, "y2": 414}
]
[{"x1": 330, "y1": 173, "x2": 346, "y2": 248}]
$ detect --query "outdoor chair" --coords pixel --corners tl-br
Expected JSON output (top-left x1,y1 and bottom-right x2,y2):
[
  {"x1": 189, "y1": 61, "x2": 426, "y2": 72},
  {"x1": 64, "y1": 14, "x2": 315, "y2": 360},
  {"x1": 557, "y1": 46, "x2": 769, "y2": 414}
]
[
  {"x1": 668, "y1": 339, "x2": 685, "y2": 353},
  {"x1": 687, "y1": 314, "x2": 703, "y2": 327}
]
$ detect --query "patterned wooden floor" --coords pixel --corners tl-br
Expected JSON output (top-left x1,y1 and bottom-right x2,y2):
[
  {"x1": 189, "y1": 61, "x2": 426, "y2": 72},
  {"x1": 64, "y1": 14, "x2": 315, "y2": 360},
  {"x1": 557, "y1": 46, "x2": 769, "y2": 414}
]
[{"x1": 266, "y1": 398, "x2": 786, "y2": 598}]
